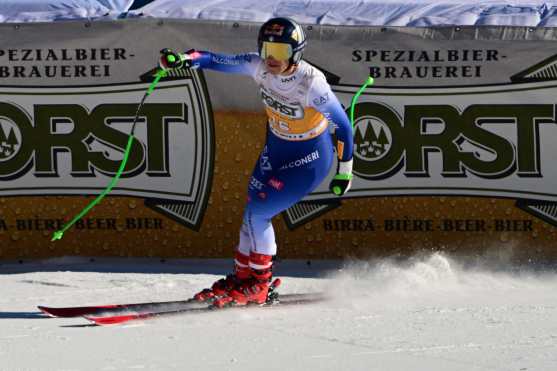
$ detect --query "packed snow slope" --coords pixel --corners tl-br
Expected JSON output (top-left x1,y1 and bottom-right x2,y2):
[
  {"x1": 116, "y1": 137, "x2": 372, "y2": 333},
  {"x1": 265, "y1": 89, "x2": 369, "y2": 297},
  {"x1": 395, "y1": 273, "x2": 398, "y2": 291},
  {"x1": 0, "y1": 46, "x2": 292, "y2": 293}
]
[
  {"x1": 1, "y1": 252, "x2": 556, "y2": 371},
  {"x1": 5, "y1": 1, "x2": 557, "y2": 26}
]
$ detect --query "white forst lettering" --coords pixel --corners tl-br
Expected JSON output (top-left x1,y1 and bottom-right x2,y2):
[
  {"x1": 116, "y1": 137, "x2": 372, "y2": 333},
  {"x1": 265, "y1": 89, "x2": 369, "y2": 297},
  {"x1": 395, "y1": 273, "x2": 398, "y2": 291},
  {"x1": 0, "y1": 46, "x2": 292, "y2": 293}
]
[{"x1": 261, "y1": 90, "x2": 303, "y2": 119}]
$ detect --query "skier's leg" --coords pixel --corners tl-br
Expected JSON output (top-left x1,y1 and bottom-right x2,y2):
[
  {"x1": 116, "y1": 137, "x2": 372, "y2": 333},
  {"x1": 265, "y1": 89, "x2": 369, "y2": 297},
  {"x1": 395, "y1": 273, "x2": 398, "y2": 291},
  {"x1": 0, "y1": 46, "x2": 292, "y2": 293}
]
[
  {"x1": 216, "y1": 135, "x2": 334, "y2": 306},
  {"x1": 193, "y1": 248, "x2": 251, "y2": 301},
  {"x1": 193, "y1": 241, "x2": 252, "y2": 301}
]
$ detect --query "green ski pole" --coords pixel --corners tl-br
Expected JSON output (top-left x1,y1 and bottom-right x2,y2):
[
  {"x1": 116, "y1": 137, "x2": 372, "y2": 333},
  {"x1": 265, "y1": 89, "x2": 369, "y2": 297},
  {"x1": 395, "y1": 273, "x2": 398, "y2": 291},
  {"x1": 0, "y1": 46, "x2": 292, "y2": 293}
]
[
  {"x1": 332, "y1": 76, "x2": 375, "y2": 196},
  {"x1": 350, "y1": 76, "x2": 374, "y2": 128},
  {"x1": 51, "y1": 69, "x2": 167, "y2": 241}
]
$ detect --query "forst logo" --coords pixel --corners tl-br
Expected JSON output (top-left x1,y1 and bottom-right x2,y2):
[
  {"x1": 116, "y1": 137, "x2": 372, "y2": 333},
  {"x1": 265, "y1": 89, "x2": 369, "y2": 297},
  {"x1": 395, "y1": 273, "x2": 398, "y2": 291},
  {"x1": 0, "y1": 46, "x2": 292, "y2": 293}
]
[
  {"x1": 261, "y1": 90, "x2": 303, "y2": 119},
  {"x1": 351, "y1": 102, "x2": 554, "y2": 180},
  {"x1": 0, "y1": 117, "x2": 21, "y2": 161},
  {"x1": 0, "y1": 76, "x2": 214, "y2": 229},
  {"x1": 353, "y1": 116, "x2": 392, "y2": 161},
  {"x1": 0, "y1": 101, "x2": 183, "y2": 179}
]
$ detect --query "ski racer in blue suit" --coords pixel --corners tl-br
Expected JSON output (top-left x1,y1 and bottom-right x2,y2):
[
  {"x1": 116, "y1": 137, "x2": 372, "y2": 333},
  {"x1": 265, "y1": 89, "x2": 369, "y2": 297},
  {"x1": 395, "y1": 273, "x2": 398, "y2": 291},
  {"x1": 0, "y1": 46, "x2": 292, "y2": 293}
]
[{"x1": 159, "y1": 17, "x2": 354, "y2": 307}]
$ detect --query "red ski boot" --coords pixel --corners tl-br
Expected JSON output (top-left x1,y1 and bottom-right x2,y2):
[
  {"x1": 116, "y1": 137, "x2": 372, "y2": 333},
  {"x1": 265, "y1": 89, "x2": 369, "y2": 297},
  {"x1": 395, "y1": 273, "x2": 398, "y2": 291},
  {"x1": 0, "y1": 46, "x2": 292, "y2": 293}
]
[
  {"x1": 194, "y1": 251, "x2": 251, "y2": 302},
  {"x1": 214, "y1": 252, "x2": 275, "y2": 307}
]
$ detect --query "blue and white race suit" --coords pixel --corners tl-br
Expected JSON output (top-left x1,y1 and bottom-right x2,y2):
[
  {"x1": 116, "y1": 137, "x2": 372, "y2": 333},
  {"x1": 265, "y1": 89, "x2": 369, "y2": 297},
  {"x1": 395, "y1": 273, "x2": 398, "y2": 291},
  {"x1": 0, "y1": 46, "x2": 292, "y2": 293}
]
[{"x1": 191, "y1": 51, "x2": 353, "y2": 255}]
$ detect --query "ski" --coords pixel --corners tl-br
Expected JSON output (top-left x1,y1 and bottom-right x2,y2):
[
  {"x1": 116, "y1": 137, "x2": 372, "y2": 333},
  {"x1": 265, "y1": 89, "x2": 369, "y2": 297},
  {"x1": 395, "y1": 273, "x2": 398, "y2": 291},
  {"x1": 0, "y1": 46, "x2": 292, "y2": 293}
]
[
  {"x1": 38, "y1": 278, "x2": 283, "y2": 317},
  {"x1": 84, "y1": 292, "x2": 326, "y2": 326},
  {"x1": 38, "y1": 298, "x2": 204, "y2": 318}
]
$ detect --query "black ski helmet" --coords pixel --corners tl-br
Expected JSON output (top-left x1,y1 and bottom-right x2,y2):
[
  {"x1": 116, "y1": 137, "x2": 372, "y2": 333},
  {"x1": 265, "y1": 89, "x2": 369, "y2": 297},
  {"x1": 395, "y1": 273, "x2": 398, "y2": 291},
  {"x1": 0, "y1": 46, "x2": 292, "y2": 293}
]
[{"x1": 257, "y1": 17, "x2": 307, "y2": 65}]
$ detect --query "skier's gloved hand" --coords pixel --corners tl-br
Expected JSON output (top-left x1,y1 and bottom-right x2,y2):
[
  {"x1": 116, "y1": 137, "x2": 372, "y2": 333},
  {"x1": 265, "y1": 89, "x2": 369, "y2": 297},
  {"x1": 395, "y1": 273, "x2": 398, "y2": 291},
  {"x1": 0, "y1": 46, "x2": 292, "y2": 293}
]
[
  {"x1": 159, "y1": 48, "x2": 197, "y2": 71},
  {"x1": 329, "y1": 159, "x2": 353, "y2": 196}
]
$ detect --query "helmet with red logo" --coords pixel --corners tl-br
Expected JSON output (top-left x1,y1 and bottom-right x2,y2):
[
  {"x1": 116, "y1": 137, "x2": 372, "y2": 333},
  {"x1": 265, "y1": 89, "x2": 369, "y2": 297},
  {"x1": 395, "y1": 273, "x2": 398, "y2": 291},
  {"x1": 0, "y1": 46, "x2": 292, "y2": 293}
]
[{"x1": 257, "y1": 17, "x2": 307, "y2": 66}]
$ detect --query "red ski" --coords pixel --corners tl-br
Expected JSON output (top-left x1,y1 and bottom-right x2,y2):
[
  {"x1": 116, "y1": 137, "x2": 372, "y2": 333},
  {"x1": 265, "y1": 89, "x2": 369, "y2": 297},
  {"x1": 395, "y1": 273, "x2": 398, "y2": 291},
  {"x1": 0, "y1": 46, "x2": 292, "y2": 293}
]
[
  {"x1": 38, "y1": 304, "x2": 121, "y2": 318},
  {"x1": 39, "y1": 278, "x2": 284, "y2": 318},
  {"x1": 84, "y1": 292, "x2": 326, "y2": 326},
  {"x1": 86, "y1": 312, "x2": 157, "y2": 325},
  {"x1": 38, "y1": 299, "x2": 202, "y2": 318}
]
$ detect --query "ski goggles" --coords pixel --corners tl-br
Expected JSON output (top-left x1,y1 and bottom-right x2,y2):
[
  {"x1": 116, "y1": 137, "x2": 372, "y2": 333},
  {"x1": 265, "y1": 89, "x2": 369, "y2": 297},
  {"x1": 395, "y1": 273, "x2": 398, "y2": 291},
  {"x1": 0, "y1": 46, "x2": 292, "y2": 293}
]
[{"x1": 259, "y1": 42, "x2": 293, "y2": 61}]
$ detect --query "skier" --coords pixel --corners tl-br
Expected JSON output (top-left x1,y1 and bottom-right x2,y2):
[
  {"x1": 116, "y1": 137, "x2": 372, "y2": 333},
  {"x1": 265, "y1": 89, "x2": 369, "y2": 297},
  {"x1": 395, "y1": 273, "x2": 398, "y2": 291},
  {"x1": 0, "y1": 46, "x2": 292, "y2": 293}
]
[{"x1": 159, "y1": 17, "x2": 354, "y2": 307}]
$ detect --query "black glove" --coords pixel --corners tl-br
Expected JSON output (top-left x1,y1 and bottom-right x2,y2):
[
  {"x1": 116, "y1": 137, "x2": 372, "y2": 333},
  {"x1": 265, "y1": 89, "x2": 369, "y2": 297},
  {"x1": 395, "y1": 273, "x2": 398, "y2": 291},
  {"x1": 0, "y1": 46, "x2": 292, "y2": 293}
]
[
  {"x1": 159, "y1": 48, "x2": 195, "y2": 71},
  {"x1": 329, "y1": 159, "x2": 353, "y2": 196}
]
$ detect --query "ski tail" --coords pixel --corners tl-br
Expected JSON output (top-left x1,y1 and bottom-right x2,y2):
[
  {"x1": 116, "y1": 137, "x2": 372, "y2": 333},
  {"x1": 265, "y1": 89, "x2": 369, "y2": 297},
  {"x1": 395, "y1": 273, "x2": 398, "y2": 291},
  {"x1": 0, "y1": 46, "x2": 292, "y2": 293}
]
[
  {"x1": 37, "y1": 299, "x2": 200, "y2": 318},
  {"x1": 38, "y1": 305, "x2": 120, "y2": 318}
]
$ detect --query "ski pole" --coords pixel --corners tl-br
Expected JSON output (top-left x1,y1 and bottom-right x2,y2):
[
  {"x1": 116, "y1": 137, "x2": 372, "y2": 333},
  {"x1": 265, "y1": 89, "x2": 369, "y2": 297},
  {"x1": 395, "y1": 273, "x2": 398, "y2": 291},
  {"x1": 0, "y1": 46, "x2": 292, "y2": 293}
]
[
  {"x1": 350, "y1": 76, "x2": 374, "y2": 128},
  {"x1": 51, "y1": 69, "x2": 167, "y2": 241},
  {"x1": 330, "y1": 76, "x2": 374, "y2": 196}
]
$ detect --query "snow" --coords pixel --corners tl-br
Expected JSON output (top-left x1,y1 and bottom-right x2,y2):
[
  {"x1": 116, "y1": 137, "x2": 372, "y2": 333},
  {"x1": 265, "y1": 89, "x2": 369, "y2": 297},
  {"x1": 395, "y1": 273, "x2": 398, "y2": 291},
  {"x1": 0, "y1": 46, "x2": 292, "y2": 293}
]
[
  {"x1": 128, "y1": 0, "x2": 557, "y2": 27},
  {"x1": 4, "y1": 0, "x2": 557, "y2": 26},
  {"x1": 2, "y1": 2, "x2": 556, "y2": 370},
  {"x1": 0, "y1": 0, "x2": 134, "y2": 22},
  {"x1": 1, "y1": 253, "x2": 557, "y2": 370}
]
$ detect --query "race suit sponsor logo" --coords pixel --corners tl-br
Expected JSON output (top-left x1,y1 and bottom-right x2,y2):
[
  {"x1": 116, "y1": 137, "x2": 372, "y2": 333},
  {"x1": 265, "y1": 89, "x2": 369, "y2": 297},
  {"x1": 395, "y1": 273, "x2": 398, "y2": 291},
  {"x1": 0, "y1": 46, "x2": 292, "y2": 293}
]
[
  {"x1": 280, "y1": 150, "x2": 320, "y2": 170},
  {"x1": 259, "y1": 145, "x2": 272, "y2": 172},
  {"x1": 211, "y1": 54, "x2": 252, "y2": 65},
  {"x1": 267, "y1": 177, "x2": 284, "y2": 191},
  {"x1": 312, "y1": 92, "x2": 329, "y2": 106},
  {"x1": 281, "y1": 75, "x2": 297, "y2": 83},
  {"x1": 261, "y1": 89, "x2": 303, "y2": 119},
  {"x1": 249, "y1": 176, "x2": 265, "y2": 190},
  {"x1": 264, "y1": 24, "x2": 285, "y2": 37}
]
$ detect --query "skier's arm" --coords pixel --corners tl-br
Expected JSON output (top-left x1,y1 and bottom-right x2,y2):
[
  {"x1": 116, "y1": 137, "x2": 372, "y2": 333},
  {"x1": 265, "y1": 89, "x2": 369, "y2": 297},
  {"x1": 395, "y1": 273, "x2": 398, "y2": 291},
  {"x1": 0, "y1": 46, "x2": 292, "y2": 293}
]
[
  {"x1": 309, "y1": 79, "x2": 353, "y2": 162},
  {"x1": 160, "y1": 49, "x2": 260, "y2": 77},
  {"x1": 309, "y1": 77, "x2": 354, "y2": 196}
]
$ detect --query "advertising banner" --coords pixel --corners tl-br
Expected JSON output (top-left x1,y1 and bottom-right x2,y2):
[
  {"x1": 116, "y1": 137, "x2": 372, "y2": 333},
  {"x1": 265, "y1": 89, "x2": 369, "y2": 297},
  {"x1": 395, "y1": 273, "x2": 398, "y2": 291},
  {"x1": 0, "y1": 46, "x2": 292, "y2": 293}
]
[{"x1": 0, "y1": 19, "x2": 556, "y2": 260}]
